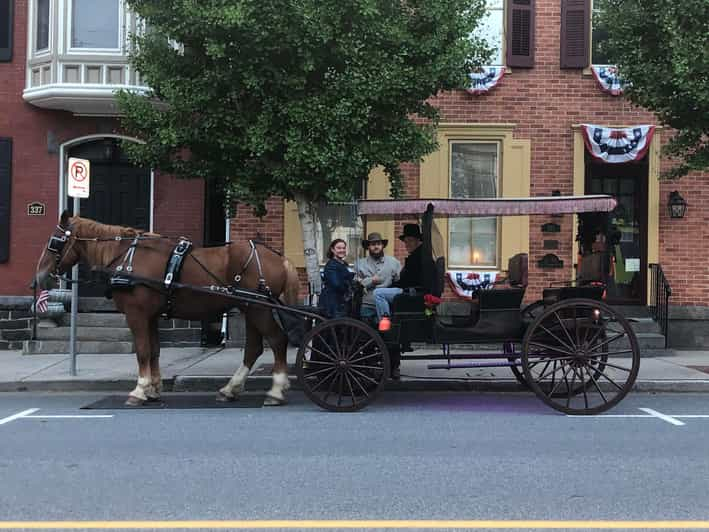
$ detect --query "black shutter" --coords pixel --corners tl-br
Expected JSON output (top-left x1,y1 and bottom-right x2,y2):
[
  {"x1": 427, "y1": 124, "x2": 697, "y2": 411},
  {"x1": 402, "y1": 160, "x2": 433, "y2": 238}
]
[
  {"x1": 506, "y1": 0, "x2": 535, "y2": 68},
  {"x1": 560, "y1": 0, "x2": 590, "y2": 68},
  {"x1": 0, "y1": 138, "x2": 11, "y2": 263},
  {"x1": 0, "y1": 0, "x2": 13, "y2": 62}
]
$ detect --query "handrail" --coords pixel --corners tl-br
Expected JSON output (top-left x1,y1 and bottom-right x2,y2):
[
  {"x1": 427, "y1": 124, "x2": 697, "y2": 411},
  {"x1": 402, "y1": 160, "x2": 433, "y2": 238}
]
[{"x1": 648, "y1": 263, "x2": 671, "y2": 348}]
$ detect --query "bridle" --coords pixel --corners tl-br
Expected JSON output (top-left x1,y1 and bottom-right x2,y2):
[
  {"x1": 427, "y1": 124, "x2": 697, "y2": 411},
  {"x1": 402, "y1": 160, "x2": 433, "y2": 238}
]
[{"x1": 45, "y1": 223, "x2": 75, "y2": 277}]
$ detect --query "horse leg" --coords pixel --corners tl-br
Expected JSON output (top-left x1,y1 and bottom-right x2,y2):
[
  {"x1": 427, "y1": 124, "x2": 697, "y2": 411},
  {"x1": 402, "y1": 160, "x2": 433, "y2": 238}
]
[
  {"x1": 125, "y1": 311, "x2": 155, "y2": 406},
  {"x1": 217, "y1": 315, "x2": 262, "y2": 402},
  {"x1": 263, "y1": 321, "x2": 290, "y2": 407},
  {"x1": 148, "y1": 316, "x2": 162, "y2": 401}
]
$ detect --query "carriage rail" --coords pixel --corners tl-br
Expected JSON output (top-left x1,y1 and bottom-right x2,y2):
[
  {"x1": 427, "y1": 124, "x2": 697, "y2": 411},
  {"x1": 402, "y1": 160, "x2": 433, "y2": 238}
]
[{"x1": 648, "y1": 263, "x2": 671, "y2": 348}]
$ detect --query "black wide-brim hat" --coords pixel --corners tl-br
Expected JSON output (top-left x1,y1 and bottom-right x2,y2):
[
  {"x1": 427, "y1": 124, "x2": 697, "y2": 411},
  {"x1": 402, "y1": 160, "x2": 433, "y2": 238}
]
[
  {"x1": 398, "y1": 223, "x2": 423, "y2": 241},
  {"x1": 362, "y1": 232, "x2": 388, "y2": 249}
]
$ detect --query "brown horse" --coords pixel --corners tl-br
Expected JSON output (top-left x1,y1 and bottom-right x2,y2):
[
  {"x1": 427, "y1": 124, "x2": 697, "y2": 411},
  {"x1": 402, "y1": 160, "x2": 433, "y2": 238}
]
[{"x1": 34, "y1": 211, "x2": 301, "y2": 406}]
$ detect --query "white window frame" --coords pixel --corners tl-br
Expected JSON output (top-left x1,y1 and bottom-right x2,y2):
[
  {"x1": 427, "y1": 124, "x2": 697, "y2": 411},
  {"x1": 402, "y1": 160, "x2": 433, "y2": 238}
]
[
  {"x1": 32, "y1": 0, "x2": 53, "y2": 56},
  {"x1": 66, "y1": 0, "x2": 125, "y2": 55},
  {"x1": 447, "y1": 140, "x2": 501, "y2": 269}
]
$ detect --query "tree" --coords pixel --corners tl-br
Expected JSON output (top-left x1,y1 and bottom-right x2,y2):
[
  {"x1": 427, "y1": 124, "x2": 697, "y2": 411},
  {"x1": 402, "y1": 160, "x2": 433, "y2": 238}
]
[
  {"x1": 117, "y1": 0, "x2": 490, "y2": 293},
  {"x1": 597, "y1": 0, "x2": 709, "y2": 177}
]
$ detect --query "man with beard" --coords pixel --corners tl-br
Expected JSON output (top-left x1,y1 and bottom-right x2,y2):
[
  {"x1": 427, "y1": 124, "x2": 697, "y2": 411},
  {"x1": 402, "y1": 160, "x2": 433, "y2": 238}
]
[{"x1": 356, "y1": 232, "x2": 401, "y2": 320}]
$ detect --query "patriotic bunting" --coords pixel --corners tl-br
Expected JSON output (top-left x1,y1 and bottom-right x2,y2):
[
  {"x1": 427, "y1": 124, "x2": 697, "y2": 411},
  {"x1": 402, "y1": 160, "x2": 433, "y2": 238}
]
[
  {"x1": 34, "y1": 290, "x2": 50, "y2": 313},
  {"x1": 591, "y1": 65, "x2": 626, "y2": 96},
  {"x1": 581, "y1": 124, "x2": 656, "y2": 164},
  {"x1": 446, "y1": 270, "x2": 498, "y2": 299},
  {"x1": 466, "y1": 67, "x2": 505, "y2": 95}
]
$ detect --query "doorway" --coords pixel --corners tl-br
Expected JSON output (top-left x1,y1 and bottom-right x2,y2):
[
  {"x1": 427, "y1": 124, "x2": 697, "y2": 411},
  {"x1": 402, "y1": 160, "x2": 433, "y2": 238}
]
[
  {"x1": 584, "y1": 154, "x2": 648, "y2": 305},
  {"x1": 67, "y1": 138, "x2": 151, "y2": 297}
]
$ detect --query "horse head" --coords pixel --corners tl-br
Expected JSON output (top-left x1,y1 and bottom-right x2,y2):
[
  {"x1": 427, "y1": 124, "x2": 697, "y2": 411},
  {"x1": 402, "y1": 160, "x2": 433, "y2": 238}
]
[{"x1": 34, "y1": 210, "x2": 82, "y2": 290}]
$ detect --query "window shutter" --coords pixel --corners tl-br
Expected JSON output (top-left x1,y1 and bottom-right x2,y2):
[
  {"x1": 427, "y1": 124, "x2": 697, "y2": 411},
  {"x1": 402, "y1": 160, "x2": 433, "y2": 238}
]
[
  {"x1": 560, "y1": 0, "x2": 590, "y2": 68},
  {"x1": 506, "y1": 0, "x2": 535, "y2": 68},
  {"x1": 0, "y1": 138, "x2": 11, "y2": 263},
  {"x1": 0, "y1": 0, "x2": 13, "y2": 62}
]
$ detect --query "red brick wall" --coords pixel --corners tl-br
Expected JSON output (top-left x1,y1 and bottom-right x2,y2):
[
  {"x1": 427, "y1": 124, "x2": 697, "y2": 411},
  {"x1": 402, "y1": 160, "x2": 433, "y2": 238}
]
[{"x1": 0, "y1": 1, "x2": 204, "y2": 295}]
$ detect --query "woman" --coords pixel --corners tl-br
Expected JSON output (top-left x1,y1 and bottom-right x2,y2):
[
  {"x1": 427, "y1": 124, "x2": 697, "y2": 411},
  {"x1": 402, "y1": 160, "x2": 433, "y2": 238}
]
[{"x1": 319, "y1": 239, "x2": 355, "y2": 318}]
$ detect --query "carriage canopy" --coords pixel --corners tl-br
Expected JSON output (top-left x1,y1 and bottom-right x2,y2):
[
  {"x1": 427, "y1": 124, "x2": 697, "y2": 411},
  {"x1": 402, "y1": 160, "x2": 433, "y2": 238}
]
[{"x1": 357, "y1": 195, "x2": 617, "y2": 217}]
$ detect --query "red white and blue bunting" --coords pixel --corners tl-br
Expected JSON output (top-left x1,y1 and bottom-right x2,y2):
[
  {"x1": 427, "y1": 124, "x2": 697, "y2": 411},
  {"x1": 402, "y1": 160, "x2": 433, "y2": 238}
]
[
  {"x1": 466, "y1": 66, "x2": 505, "y2": 95},
  {"x1": 591, "y1": 65, "x2": 626, "y2": 96},
  {"x1": 446, "y1": 270, "x2": 499, "y2": 299},
  {"x1": 581, "y1": 124, "x2": 656, "y2": 164}
]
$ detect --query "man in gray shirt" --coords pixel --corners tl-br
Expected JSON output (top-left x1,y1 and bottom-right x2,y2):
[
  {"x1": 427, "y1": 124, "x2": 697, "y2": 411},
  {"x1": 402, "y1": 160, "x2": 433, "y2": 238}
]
[{"x1": 356, "y1": 232, "x2": 401, "y2": 319}]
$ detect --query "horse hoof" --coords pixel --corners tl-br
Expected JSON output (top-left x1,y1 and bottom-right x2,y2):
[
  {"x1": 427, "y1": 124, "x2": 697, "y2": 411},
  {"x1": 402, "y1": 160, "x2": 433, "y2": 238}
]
[
  {"x1": 216, "y1": 391, "x2": 235, "y2": 403},
  {"x1": 124, "y1": 396, "x2": 145, "y2": 407},
  {"x1": 264, "y1": 395, "x2": 287, "y2": 406}
]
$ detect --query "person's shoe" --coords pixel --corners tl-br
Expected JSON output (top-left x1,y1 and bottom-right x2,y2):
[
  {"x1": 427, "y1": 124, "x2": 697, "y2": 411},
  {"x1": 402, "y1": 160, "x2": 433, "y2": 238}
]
[{"x1": 378, "y1": 315, "x2": 391, "y2": 332}]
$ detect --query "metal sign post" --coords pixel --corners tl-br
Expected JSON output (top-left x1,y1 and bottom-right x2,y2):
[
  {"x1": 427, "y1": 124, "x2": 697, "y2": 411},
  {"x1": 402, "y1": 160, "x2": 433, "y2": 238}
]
[{"x1": 67, "y1": 157, "x2": 90, "y2": 376}]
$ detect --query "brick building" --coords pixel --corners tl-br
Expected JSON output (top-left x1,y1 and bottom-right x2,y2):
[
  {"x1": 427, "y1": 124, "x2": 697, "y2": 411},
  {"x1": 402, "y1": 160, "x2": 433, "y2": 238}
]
[{"x1": 1, "y1": 0, "x2": 708, "y2": 346}]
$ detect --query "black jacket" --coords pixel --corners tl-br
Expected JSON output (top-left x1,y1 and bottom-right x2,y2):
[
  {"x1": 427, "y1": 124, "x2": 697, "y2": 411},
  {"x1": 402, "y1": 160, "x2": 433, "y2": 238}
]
[
  {"x1": 319, "y1": 259, "x2": 354, "y2": 318},
  {"x1": 395, "y1": 245, "x2": 434, "y2": 291}
]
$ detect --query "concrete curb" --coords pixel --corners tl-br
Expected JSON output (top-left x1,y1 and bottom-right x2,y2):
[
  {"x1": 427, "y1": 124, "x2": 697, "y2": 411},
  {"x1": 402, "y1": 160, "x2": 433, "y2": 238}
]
[{"x1": 3, "y1": 376, "x2": 709, "y2": 394}]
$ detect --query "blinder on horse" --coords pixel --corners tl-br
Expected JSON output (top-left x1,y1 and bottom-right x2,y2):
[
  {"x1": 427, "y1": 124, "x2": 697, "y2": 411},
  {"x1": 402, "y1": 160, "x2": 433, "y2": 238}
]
[{"x1": 46, "y1": 224, "x2": 74, "y2": 275}]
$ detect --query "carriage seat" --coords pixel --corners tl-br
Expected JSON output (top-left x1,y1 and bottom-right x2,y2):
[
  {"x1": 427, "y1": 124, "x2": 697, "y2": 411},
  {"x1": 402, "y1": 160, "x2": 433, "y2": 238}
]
[{"x1": 542, "y1": 252, "x2": 605, "y2": 305}]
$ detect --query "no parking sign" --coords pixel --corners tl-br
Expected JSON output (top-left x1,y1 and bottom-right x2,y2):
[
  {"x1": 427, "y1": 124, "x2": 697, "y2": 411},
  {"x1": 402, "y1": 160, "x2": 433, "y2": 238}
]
[{"x1": 68, "y1": 157, "x2": 90, "y2": 198}]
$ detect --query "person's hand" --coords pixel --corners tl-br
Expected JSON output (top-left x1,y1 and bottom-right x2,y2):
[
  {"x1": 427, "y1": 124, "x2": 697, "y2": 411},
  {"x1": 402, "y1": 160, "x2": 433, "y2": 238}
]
[{"x1": 372, "y1": 275, "x2": 381, "y2": 285}]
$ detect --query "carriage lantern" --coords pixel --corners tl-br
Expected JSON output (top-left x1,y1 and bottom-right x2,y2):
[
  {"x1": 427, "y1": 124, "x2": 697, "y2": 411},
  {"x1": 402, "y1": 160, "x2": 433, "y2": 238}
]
[{"x1": 667, "y1": 191, "x2": 687, "y2": 219}]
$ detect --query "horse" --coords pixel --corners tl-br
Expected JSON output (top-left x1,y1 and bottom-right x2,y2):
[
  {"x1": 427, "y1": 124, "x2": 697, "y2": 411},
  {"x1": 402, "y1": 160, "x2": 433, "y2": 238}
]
[{"x1": 34, "y1": 210, "x2": 301, "y2": 406}]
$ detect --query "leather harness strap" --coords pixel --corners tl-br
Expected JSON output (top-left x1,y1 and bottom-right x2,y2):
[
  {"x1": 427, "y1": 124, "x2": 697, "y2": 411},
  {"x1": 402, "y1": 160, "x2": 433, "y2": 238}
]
[{"x1": 162, "y1": 238, "x2": 193, "y2": 318}]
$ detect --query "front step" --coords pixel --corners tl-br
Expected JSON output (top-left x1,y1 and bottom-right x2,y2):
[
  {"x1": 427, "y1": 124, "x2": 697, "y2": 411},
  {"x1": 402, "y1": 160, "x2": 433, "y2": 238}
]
[
  {"x1": 23, "y1": 340, "x2": 135, "y2": 355},
  {"x1": 36, "y1": 327, "x2": 134, "y2": 342},
  {"x1": 58, "y1": 313, "x2": 128, "y2": 328}
]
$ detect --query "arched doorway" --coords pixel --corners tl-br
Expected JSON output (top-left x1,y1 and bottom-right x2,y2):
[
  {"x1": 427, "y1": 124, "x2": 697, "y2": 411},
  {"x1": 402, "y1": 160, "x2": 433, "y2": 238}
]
[{"x1": 65, "y1": 137, "x2": 151, "y2": 296}]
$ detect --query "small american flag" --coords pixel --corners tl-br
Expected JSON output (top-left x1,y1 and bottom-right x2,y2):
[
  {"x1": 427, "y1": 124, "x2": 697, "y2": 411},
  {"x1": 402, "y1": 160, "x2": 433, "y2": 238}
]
[{"x1": 35, "y1": 290, "x2": 50, "y2": 313}]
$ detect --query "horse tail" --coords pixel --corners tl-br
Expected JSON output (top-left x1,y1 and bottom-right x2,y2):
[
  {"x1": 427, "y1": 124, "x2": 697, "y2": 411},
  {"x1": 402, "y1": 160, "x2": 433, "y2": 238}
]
[{"x1": 281, "y1": 258, "x2": 300, "y2": 306}]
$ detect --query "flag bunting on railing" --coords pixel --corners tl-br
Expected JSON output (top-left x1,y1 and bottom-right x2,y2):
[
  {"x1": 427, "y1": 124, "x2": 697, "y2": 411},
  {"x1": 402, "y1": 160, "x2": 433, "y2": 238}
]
[
  {"x1": 446, "y1": 271, "x2": 499, "y2": 299},
  {"x1": 35, "y1": 290, "x2": 50, "y2": 313},
  {"x1": 466, "y1": 67, "x2": 505, "y2": 95},
  {"x1": 581, "y1": 124, "x2": 656, "y2": 163},
  {"x1": 591, "y1": 65, "x2": 626, "y2": 96}
]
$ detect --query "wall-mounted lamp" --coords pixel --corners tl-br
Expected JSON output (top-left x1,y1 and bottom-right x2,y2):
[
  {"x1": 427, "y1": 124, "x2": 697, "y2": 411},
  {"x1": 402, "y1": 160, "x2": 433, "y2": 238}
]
[{"x1": 668, "y1": 190, "x2": 687, "y2": 219}]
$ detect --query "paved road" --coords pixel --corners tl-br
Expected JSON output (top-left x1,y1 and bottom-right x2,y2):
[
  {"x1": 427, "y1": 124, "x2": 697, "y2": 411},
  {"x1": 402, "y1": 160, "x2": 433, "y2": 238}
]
[{"x1": 1, "y1": 391, "x2": 709, "y2": 530}]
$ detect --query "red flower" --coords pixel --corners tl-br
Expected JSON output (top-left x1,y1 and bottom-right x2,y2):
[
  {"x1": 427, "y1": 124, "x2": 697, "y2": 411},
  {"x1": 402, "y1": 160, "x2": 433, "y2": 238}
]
[{"x1": 423, "y1": 294, "x2": 442, "y2": 307}]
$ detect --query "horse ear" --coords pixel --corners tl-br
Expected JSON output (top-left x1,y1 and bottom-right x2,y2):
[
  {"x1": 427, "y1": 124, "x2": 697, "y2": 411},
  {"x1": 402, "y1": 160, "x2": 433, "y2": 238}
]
[{"x1": 60, "y1": 209, "x2": 71, "y2": 226}]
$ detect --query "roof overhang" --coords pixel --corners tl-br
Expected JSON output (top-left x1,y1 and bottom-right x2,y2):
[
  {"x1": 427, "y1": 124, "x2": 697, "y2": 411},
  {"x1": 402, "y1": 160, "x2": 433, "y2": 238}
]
[{"x1": 22, "y1": 84, "x2": 150, "y2": 116}]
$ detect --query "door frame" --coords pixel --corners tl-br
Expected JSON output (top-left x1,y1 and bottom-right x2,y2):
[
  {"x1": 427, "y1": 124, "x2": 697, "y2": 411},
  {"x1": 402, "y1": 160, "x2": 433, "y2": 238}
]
[
  {"x1": 58, "y1": 134, "x2": 154, "y2": 231},
  {"x1": 572, "y1": 125, "x2": 661, "y2": 306}
]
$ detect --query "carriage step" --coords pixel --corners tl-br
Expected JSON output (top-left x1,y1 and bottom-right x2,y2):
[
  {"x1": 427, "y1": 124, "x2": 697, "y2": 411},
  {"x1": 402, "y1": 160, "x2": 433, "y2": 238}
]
[
  {"x1": 428, "y1": 361, "x2": 516, "y2": 370},
  {"x1": 22, "y1": 340, "x2": 135, "y2": 355}
]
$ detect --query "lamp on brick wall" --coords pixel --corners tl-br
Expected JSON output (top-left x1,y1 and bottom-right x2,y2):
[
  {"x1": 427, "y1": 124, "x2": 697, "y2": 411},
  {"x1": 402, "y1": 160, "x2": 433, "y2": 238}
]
[{"x1": 668, "y1": 191, "x2": 687, "y2": 219}]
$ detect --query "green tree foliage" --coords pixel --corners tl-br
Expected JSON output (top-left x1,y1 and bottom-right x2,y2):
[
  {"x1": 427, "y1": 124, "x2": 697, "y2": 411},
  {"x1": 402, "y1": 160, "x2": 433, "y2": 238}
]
[
  {"x1": 118, "y1": 0, "x2": 490, "y2": 208},
  {"x1": 597, "y1": 0, "x2": 709, "y2": 177}
]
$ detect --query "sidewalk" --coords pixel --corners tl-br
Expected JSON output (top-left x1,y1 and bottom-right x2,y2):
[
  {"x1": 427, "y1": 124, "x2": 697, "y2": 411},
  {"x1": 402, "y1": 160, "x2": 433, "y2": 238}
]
[{"x1": 2, "y1": 346, "x2": 709, "y2": 393}]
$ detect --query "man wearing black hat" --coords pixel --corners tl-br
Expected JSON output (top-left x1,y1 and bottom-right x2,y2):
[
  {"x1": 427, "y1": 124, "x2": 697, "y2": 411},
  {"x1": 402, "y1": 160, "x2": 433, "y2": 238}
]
[
  {"x1": 372, "y1": 223, "x2": 434, "y2": 321},
  {"x1": 356, "y1": 232, "x2": 401, "y2": 319}
]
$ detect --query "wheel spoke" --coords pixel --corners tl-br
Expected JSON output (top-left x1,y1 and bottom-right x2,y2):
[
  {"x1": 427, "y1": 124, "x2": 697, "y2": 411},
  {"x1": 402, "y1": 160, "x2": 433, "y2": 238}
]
[
  {"x1": 308, "y1": 368, "x2": 337, "y2": 393},
  {"x1": 330, "y1": 327, "x2": 343, "y2": 359},
  {"x1": 529, "y1": 340, "x2": 575, "y2": 356},
  {"x1": 315, "y1": 333, "x2": 339, "y2": 361},
  {"x1": 349, "y1": 367, "x2": 380, "y2": 386},
  {"x1": 351, "y1": 363, "x2": 383, "y2": 372},
  {"x1": 554, "y1": 311, "x2": 577, "y2": 350},
  {"x1": 547, "y1": 362, "x2": 574, "y2": 397},
  {"x1": 304, "y1": 365, "x2": 338, "y2": 379},
  {"x1": 566, "y1": 365, "x2": 577, "y2": 408},
  {"x1": 536, "y1": 323, "x2": 575, "y2": 354},
  {"x1": 535, "y1": 358, "x2": 573, "y2": 382},
  {"x1": 348, "y1": 338, "x2": 377, "y2": 363},
  {"x1": 348, "y1": 371, "x2": 370, "y2": 398},
  {"x1": 587, "y1": 332, "x2": 626, "y2": 352},
  {"x1": 583, "y1": 362, "x2": 608, "y2": 403},
  {"x1": 337, "y1": 374, "x2": 344, "y2": 407},
  {"x1": 592, "y1": 367, "x2": 626, "y2": 392},
  {"x1": 344, "y1": 373, "x2": 358, "y2": 406},
  {"x1": 584, "y1": 358, "x2": 632, "y2": 373},
  {"x1": 322, "y1": 370, "x2": 340, "y2": 401}
]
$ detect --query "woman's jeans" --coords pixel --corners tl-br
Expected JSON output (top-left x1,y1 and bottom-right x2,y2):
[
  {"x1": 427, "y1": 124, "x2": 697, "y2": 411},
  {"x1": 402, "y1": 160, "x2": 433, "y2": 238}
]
[{"x1": 373, "y1": 287, "x2": 403, "y2": 320}]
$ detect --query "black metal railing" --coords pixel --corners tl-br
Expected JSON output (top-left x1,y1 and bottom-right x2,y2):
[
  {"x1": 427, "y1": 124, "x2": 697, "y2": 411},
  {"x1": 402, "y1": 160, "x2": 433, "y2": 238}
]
[{"x1": 649, "y1": 263, "x2": 671, "y2": 348}]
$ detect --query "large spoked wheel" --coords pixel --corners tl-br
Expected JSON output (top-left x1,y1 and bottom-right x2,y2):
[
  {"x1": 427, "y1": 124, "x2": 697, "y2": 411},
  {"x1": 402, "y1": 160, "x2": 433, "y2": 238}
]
[
  {"x1": 521, "y1": 298, "x2": 640, "y2": 415},
  {"x1": 509, "y1": 302, "x2": 548, "y2": 387},
  {"x1": 296, "y1": 318, "x2": 389, "y2": 412}
]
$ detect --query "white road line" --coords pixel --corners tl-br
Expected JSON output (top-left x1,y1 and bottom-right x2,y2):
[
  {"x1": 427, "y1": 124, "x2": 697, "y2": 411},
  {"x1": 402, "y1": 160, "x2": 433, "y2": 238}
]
[
  {"x1": 24, "y1": 415, "x2": 114, "y2": 419},
  {"x1": 673, "y1": 415, "x2": 709, "y2": 418},
  {"x1": 0, "y1": 408, "x2": 40, "y2": 426},
  {"x1": 638, "y1": 407, "x2": 685, "y2": 426}
]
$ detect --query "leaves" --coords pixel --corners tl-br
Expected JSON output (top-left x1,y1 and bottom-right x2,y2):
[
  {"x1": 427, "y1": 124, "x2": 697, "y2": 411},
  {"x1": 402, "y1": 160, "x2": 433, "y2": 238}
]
[
  {"x1": 118, "y1": 0, "x2": 490, "y2": 212},
  {"x1": 597, "y1": 0, "x2": 709, "y2": 177}
]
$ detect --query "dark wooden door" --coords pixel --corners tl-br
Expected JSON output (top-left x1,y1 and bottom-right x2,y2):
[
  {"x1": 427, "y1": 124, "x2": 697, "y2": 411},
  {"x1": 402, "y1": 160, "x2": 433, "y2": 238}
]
[
  {"x1": 68, "y1": 163, "x2": 150, "y2": 296},
  {"x1": 585, "y1": 157, "x2": 648, "y2": 305}
]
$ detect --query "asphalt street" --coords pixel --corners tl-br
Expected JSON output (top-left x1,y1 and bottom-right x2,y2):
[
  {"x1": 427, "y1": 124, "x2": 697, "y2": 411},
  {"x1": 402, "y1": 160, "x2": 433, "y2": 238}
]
[{"x1": 1, "y1": 391, "x2": 709, "y2": 530}]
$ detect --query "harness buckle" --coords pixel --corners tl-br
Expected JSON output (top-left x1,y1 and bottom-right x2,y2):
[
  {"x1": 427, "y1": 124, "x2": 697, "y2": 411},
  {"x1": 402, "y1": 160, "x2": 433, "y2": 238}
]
[{"x1": 164, "y1": 272, "x2": 174, "y2": 287}]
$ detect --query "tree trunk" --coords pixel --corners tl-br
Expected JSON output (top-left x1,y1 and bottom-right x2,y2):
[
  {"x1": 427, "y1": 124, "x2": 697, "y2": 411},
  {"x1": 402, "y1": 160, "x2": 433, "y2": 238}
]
[{"x1": 295, "y1": 194, "x2": 322, "y2": 300}]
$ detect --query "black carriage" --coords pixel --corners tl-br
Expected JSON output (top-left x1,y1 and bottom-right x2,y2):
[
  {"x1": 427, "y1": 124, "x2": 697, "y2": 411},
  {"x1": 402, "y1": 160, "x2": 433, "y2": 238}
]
[{"x1": 294, "y1": 195, "x2": 641, "y2": 414}]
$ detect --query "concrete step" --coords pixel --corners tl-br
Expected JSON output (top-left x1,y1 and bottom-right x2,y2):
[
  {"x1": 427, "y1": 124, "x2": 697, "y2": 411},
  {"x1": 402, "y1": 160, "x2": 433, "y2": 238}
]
[
  {"x1": 36, "y1": 327, "x2": 134, "y2": 342},
  {"x1": 614, "y1": 305, "x2": 653, "y2": 318},
  {"x1": 635, "y1": 332, "x2": 666, "y2": 350},
  {"x1": 0, "y1": 318, "x2": 32, "y2": 330},
  {"x1": 627, "y1": 317, "x2": 663, "y2": 334},
  {"x1": 77, "y1": 298, "x2": 118, "y2": 313},
  {"x1": 58, "y1": 313, "x2": 128, "y2": 328},
  {"x1": 23, "y1": 340, "x2": 134, "y2": 355}
]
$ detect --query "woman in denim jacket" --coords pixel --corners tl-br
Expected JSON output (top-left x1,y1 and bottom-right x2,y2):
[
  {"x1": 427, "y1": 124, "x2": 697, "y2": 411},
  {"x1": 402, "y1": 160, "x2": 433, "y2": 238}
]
[{"x1": 319, "y1": 239, "x2": 354, "y2": 318}]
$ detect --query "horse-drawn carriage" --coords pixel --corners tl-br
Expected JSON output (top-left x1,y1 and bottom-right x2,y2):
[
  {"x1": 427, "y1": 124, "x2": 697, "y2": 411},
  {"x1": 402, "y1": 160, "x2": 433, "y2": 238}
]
[
  {"x1": 36, "y1": 194, "x2": 639, "y2": 414},
  {"x1": 295, "y1": 194, "x2": 640, "y2": 415}
]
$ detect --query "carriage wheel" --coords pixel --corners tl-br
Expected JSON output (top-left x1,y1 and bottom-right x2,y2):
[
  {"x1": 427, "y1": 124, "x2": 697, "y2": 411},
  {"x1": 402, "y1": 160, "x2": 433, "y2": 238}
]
[
  {"x1": 296, "y1": 318, "x2": 389, "y2": 412},
  {"x1": 504, "y1": 342, "x2": 528, "y2": 389},
  {"x1": 509, "y1": 302, "x2": 547, "y2": 387},
  {"x1": 521, "y1": 298, "x2": 640, "y2": 415}
]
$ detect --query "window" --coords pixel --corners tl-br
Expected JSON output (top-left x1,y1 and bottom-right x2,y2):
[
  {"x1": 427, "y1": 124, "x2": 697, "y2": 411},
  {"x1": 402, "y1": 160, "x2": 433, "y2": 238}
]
[
  {"x1": 0, "y1": 0, "x2": 13, "y2": 61},
  {"x1": 474, "y1": 0, "x2": 504, "y2": 66},
  {"x1": 448, "y1": 142, "x2": 499, "y2": 267},
  {"x1": 591, "y1": 0, "x2": 614, "y2": 65},
  {"x1": 71, "y1": 0, "x2": 120, "y2": 49},
  {"x1": 317, "y1": 182, "x2": 365, "y2": 264}
]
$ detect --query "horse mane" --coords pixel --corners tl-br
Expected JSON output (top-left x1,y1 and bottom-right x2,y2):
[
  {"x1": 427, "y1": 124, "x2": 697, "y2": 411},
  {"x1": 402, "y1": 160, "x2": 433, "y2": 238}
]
[{"x1": 71, "y1": 217, "x2": 157, "y2": 239}]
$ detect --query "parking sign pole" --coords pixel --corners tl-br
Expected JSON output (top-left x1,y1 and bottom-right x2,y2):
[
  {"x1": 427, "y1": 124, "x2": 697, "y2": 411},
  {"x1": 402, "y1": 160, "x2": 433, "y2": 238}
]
[{"x1": 69, "y1": 198, "x2": 79, "y2": 376}]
